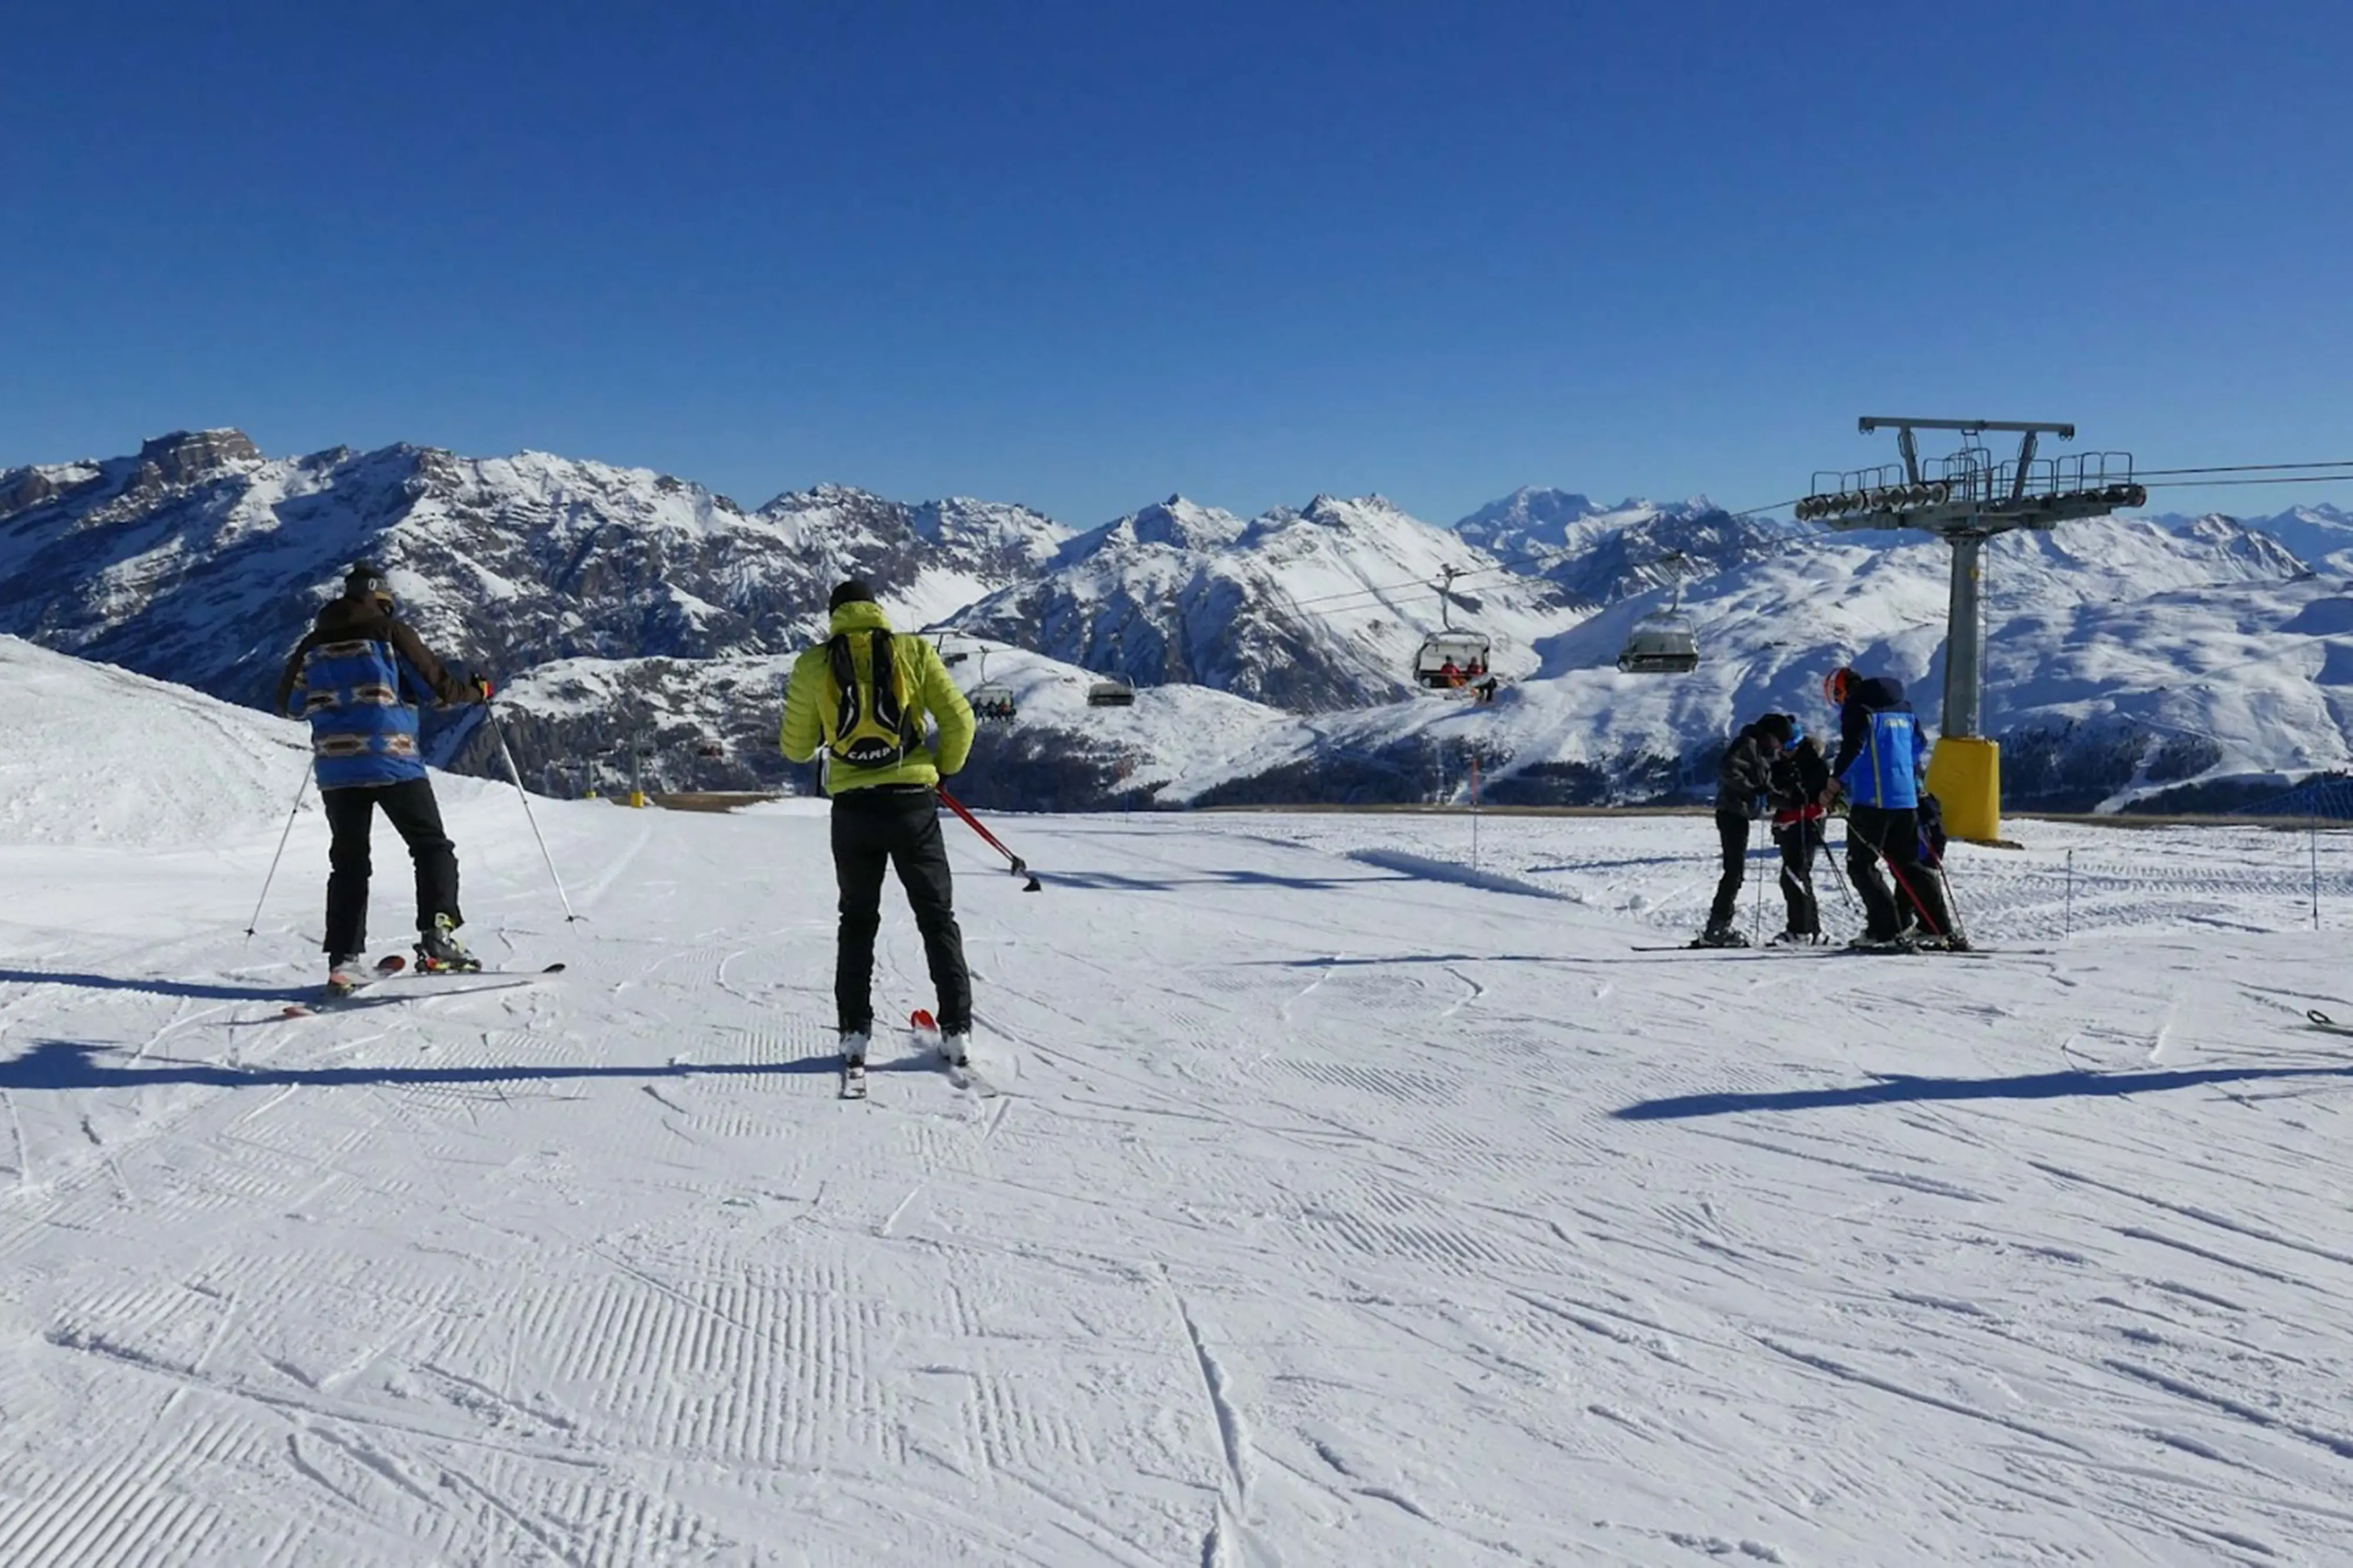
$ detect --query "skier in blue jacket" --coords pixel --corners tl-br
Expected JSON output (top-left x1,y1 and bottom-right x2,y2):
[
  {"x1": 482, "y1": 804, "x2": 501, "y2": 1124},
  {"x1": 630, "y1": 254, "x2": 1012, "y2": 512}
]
[
  {"x1": 1822, "y1": 667, "x2": 1961, "y2": 949},
  {"x1": 275, "y1": 563, "x2": 489, "y2": 988}
]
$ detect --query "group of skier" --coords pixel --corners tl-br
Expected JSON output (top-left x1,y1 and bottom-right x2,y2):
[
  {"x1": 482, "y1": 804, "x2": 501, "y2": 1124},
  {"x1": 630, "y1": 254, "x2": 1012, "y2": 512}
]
[
  {"x1": 278, "y1": 560, "x2": 1964, "y2": 1072},
  {"x1": 1699, "y1": 665, "x2": 1963, "y2": 951},
  {"x1": 278, "y1": 568, "x2": 979, "y2": 1084}
]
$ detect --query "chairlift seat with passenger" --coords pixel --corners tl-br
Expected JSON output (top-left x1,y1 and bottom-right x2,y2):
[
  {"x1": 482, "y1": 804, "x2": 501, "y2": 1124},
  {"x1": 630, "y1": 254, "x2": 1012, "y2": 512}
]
[
  {"x1": 1414, "y1": 632, "x2": 1492, "y2": 692},
  {"x1": 962, "y1": 642, "x2": 1019, "y2": 722},
  {"x1": 1410, "y1": 566, "x2": 1495, "y2": 694}
]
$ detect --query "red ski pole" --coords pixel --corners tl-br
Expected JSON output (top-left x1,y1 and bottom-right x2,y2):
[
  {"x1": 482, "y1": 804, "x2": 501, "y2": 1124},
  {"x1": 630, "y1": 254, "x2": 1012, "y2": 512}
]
[{"x1": 936, "y1": 786, "x2": 1043, "y2": 891}]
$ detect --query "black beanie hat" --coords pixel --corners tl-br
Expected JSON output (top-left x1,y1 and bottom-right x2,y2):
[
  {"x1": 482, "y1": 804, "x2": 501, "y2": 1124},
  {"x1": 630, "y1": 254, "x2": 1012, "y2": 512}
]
[
  {"x1": 344, "y1": 562, "x2": 389, "y2": 599},
  {"x1": 1757, "y1": 712, "x2": 1795, "y2": 745},
  {"x1": 829, "y1": 578, "x2": 877, "y2": 613}
]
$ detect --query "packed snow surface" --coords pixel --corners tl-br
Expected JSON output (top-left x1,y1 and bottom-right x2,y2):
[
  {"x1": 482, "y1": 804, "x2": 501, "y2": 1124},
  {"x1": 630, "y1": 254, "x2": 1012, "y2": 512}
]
[{"x1": 3, "y1": 655, "x2": 2353, "y2": 1562}]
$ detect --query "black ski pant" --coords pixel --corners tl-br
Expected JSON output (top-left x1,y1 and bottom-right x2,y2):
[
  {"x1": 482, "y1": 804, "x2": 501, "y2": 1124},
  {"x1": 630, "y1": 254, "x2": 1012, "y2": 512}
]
[
  {"x1": 1846, "y1": 803, "x2": 1952, "y2": 940},
  {"x1": 832, "y1": 785, "x2": 971, "y2": 1037},
  {"x1": 1707, "y1": 810, "x2": 1751, "y2": 930},
  {"x1": 322, "y1": 778, "x2": 461, "y2": 956},
  {"x1": 1774, "y1": 818, "x2": 1823, "y2": 936}
]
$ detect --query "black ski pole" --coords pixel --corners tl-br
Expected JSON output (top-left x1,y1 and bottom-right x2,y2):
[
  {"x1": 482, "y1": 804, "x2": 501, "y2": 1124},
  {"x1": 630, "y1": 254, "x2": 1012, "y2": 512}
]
[
  {"x1": 1822, "y1": 818, "x2": 1859, "y2": 913},
  {"x1": 244, "y1": 763, "x2": 314, "y2": 939},
  {"x1": 1750, "y1": 813, "x2": 1767, "y2": 943},
  {"x1": 1922, "y1": 833, "x2": 1969, "y2": 945},
  {"x1": 482, "y1": 700, "x2": 581, "y2": 922}
]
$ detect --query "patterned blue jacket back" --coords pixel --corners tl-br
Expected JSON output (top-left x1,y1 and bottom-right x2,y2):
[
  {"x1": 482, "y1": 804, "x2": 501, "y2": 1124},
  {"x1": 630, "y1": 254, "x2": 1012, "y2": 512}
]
[{"x1": 276, "y1": 598, "x2": 472, "y2": 790}]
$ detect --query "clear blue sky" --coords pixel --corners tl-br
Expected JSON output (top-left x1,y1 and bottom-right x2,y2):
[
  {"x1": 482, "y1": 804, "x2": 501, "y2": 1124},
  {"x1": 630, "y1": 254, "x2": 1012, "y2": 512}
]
[{"x1": 4, "y1": 1, "x2": 2347, "y2": 526}]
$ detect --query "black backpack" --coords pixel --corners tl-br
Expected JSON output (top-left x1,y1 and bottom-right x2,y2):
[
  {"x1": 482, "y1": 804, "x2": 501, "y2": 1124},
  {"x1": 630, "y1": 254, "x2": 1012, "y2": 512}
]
[{"x1": 824, "y1": 629, "x2": 918, "y2": 767}]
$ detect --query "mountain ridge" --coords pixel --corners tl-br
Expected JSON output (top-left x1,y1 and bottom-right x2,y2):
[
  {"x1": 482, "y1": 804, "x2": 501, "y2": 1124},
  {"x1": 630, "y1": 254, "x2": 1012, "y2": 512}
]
[{"x1": 6, "y1": 429, "x2": 2349, "y2": 814}]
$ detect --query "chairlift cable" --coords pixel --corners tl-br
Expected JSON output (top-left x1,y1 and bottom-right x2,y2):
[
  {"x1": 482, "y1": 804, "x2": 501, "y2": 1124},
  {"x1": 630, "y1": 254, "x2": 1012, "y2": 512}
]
[{"x1": 2130, "y1": 459, "x2": 2353, "y2": 478}]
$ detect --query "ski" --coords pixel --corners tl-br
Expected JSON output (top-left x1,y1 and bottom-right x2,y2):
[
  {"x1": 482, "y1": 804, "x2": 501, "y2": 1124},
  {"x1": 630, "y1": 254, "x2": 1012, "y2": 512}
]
[
  {"x1": 283, "y1": 954, "x2": 406, "y2": 1016},
  {"x1": 408, "y1": 962, "x2": 568, "y2": 979},
  {"x1": 910, "y1": 1009, "x2": 998, "y2": 1097}
]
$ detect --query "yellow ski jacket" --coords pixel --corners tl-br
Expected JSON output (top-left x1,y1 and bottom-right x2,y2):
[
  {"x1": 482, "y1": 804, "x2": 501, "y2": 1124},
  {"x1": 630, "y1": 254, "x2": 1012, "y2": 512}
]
[{"x1": 779, "y1": 600, "x2": 975, "y2": 794}]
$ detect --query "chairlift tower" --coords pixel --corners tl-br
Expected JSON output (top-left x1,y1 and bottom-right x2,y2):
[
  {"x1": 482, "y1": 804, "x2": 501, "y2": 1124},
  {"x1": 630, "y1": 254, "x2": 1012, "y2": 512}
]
[{"x1": 1796, "y1": 417, "x2": 2146, "y2": 842}]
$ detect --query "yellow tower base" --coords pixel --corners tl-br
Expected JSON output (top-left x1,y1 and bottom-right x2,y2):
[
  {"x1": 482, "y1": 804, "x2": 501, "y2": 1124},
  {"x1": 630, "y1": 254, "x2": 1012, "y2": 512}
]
[
  {"x1": 627, "y1": 790, "x2": 648, "y2": 809},
  {"x1": 1924, "y1": 735, "x2": 2001, "y2": 844}
]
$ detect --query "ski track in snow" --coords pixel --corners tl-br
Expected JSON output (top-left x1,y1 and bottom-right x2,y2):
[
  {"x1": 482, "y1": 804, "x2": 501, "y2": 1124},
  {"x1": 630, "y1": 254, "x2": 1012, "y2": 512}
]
[{"x1": 1, "y1": 799, "x2": 2351, "y2": 1564}]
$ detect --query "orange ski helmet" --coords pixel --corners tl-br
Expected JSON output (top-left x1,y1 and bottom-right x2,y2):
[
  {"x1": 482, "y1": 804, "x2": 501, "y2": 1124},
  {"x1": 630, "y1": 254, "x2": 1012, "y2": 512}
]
[{"x1": 1822, "y1": 666, "x2": 1856, "y2": 708}]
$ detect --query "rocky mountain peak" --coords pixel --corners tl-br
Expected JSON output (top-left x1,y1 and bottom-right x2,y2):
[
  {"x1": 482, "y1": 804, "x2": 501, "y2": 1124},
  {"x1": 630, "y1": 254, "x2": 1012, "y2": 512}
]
[{"x1": 135, "y1": 428, "x2": 262, "y2": 488}]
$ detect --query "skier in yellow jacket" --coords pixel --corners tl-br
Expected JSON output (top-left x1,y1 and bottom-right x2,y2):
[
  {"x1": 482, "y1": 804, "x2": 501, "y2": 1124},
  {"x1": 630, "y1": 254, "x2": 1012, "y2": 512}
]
[{"x1": 781, "y1": 581, "x2": 978, "y2": 1070}]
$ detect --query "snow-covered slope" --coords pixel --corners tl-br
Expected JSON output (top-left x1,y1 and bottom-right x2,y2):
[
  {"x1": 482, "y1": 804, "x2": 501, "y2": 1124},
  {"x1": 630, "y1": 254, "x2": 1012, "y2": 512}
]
[
  {"x1": 0, "y1": 634, "x2": 502, "y2": 850},
  {"x1": 0, "y1": 635, "x2": 314, "y2": 848},
  {"x1": 6, "y1": 760, "x2": 2353, "y2": 1561},
  {"x1": 951, "y1": 493, "x2": 1581, "y2": 711}
]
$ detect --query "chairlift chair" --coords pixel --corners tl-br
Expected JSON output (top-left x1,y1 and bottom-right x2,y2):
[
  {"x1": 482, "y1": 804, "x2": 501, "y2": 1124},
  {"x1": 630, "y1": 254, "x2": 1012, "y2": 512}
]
[
  {"x1": 964, "y1": 645, "x2": 1017, "y2": 722},
  {"x1": 1087, "y1": 625, "x2": 1138, "y2": 708},
  {"x1": 1615, "y1": 614, "x2": 1699, "y2": 674},
  {"x1": 1412, "y1": 566, "x2": 1495, "y2": 693},
  {"x1": 1615, "y1": 552, "x2": 1702, "y2": 675}
]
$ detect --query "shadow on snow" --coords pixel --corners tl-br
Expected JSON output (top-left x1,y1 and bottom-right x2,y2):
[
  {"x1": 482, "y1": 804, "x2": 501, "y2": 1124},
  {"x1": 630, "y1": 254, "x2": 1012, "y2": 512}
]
[
  {"x1": 1615, "y1": 1064, "x2": 2353, "y2": 1121},
  {"x1": 1036, "y1": 868, "x2": 1411, "y2": 894},
  {"x1": 0, "y1": 1039, "x2": 839, "y2": 1093},
  {"x1": 0, "y1": 968, "x2": 322, "y2": 1005}
]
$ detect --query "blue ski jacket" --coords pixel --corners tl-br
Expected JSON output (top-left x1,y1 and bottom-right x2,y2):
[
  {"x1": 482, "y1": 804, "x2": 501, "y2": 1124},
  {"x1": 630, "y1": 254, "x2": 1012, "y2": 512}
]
[
  {"x1": 1832, "y1": 676, "x2": 1927, "y2": 810},
  {"x1": 275, "y1": 597, "x2": 478, "y2": 789}
]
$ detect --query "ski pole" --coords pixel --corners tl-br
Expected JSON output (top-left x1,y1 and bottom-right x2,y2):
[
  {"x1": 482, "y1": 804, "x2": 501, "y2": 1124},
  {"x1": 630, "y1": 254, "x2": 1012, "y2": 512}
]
[
  {"x1": 1778, "y1": 819, "x2": 1828, "y2": 936},
  {"x1": 937, "y1": 786, "x2": 1043, "y2": 891},
  {"x1": 483, "y1": 702, "x2": 581, "y2": 922},
  {"x1": 244, "y1": 762, "x2": 314, "y2": 939},
  {"x1": 1923, "y1": 836, "x2": 1969, "y2": 945},
  {"x1": 1874, "y1": 819, "x2": 1947, "y2": 938},
  {"x1": 1750, "y1": 813, "x2": 1767, "y2": 943}
]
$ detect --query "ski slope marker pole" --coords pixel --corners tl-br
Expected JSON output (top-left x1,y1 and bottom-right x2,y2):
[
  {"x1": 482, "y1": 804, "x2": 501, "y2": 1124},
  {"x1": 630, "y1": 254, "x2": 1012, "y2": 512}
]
[
  {"x1": 937, "y1": 786, "x2": 1042, "y2": 891},
  {"x1": 245, "y1": 763, "x2": 313, "y2": 939},
  {"x1": 2063, "y1": 848, "x2": 2075, "y2": 943},
  {"x1": 484, "y1": 704, "x2": 581, "y2": 922}
]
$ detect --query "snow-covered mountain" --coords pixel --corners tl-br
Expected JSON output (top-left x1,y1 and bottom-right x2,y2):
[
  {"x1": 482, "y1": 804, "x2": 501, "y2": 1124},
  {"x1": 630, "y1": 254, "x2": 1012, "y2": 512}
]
[
  {"x1": 950, "y1": 493, "x2": 1581, "y2": 710},
  {"x1": 0, "y1": 432, "x2": 1058, "y2": 711},
  {"x1": 1452, "y1": 489, "x2": 1802, "y2": 606},
  {"x1": 2192, "y1": 503, "x2": 2353, "y2": 575},
  {"x1": 6, "y1": 429, "x2": 2351, "y2": 813}
]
